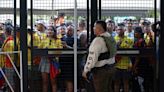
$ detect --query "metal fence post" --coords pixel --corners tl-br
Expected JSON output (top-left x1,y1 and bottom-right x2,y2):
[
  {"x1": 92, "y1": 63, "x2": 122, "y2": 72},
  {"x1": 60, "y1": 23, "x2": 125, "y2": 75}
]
[
  {"x1": 99, "y1": 0, "x2": 101, "y2": 20},
  {"x1": 74, "y1": 0, "x2": 78, "y2": 91},
  {"x1": 159, "y1": 0, "x2": 164, "y2": 92},
  {"x1": 20, "y1": 0, "x2": 28, "y2": 92},
  {"x1": 91, "y1": 0, "x2": 98, "y2": 42}
]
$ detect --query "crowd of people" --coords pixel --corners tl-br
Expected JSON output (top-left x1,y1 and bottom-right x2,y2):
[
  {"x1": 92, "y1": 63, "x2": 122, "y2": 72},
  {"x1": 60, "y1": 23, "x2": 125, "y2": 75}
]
[
  {"x1": 0, "y1": 14, "x2": 160, "y2": 92},
  {"x1": 106, "y1": 19, "x2": 156, "y2": 92},
  {"x1": 0, "y1": 14, "x2": 88, "y2": 92}
]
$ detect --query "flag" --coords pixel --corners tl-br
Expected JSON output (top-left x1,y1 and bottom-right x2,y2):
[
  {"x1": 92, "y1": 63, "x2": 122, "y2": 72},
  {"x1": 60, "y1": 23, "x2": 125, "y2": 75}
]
[
  {"x1": 0, "y1": 70, "x2": 5, "y2": 88},
  {"x1": 50, "y1": 60, "x2": 60, "y2": 79}
]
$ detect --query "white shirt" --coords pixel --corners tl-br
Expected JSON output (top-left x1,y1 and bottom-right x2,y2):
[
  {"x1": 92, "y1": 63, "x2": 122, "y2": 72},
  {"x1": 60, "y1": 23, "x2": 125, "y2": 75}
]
[{"x1": 84, "y1": 32, "x2": 115, "y2": 73}]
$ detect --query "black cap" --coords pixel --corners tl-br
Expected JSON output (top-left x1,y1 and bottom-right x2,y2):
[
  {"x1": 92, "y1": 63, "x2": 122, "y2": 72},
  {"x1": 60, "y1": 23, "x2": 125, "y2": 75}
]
[
  {"x1": 142, "y1": 21, "x2": 151, "y2": 26},
  {"x1": 117, "y1": 23, "x2": 125, "y2": 27}
]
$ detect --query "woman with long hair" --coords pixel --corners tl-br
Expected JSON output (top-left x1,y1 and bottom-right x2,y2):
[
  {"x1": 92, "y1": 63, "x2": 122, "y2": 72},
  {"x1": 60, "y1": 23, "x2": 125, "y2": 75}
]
[{"x1": 39, "y1": 25, "x2": 62, "y2": 92}]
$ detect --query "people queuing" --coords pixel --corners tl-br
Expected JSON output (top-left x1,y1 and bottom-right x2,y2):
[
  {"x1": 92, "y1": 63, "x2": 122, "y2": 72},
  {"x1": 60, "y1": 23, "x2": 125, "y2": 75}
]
[{"x1": 0, "y1": 16, "x2": 157, "y2": 92}]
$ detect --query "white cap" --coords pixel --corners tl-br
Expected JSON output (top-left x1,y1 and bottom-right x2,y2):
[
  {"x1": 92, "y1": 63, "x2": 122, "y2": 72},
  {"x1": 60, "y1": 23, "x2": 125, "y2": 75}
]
[
  {"x1": 53, "y1": 15, "x2": 58, "y2": 19},
  {"x1": 105, "y1": 18, "x2": 112, "y2": 23},
  {"x1": 35, "y1": 20, "x2": 46, "y2": 27}
]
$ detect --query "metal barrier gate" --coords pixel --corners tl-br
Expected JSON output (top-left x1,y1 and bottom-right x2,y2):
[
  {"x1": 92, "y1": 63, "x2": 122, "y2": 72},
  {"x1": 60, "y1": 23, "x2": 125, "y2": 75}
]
[
  {"x1": 0, "y1": 0, "x2": 162, "y2": 92},
  {"x1": 0, "y1": 51, "x2": 23, "y2": 92}
]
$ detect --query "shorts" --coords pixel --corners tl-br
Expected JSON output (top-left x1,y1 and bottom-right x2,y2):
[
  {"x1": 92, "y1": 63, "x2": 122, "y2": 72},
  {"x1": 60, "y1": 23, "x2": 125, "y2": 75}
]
[
  {"x1": 114, "y1": 68, "x2": 131, "y2": 80},
  {"x1": 38, "y1": 57, "x2": 50, "y2": 73},
  {"x1": 5, "y1": 68, "x2": 15, "y2": 87}
]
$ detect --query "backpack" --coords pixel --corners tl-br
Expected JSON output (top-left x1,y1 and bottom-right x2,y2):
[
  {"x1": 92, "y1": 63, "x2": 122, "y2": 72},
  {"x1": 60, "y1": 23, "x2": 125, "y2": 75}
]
[{"x1": 99, "y1": 36, "x2": 117, "y2": 58}]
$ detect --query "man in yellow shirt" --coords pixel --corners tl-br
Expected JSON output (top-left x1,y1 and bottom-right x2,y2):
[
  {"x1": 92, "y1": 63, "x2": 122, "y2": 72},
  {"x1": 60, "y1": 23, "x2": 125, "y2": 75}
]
[
  {"x1": 114, "y1": 24, "x2": 133, "y2": 92},
  {"x1": 143, "y1": 22, "x2": 154, "y2": 48}
]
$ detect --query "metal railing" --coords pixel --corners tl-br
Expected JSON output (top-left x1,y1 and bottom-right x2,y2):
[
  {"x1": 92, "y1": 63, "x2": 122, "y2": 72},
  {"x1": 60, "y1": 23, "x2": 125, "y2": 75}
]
[{"x1": 0, "y1": 51, "x2": 23, "y2": 92}]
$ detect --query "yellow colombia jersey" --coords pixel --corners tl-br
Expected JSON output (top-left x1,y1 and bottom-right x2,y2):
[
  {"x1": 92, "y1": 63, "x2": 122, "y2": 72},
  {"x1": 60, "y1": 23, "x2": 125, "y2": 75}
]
[
  {"x1": 48, "y1": 38, "x2": 63, "y2": 49},
  {"x1": 37, "y1": 33, "x2": 48, "y2": 48},
  {"x1": 27, "y1": 33, "x2": 43, "y2": 65},
  {"x1": 57, "y1": 34, "x2": 62, "y2": 39},
  {"x1": 144, "y1": 32, "x2": 154, "y2": 47},
  {"x1": 114, "y1": 36, "x2": 133, "y2": 69},
  {"x1": 0, "y1": 36, "x2": 14, "y2": 68},
  {"x1": 28, "y1": 32, "x2": 47, "y2": 65},
  {"x1": 33, "y1": 32, "x2": 40, "y2": 47},
  {"x1": 15, "y1": 34, "x2": 31, "y2": 66},
  {"x1": 47, "y1": 38, "x2": 63, "y2": 58}
]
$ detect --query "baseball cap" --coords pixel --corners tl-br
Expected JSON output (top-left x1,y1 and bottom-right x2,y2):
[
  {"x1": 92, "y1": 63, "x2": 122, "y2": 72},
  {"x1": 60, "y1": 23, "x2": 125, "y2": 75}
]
[
  {"x1": 105, "y1": 18, "x2": 114, "y2": 24},
  {"x1": 35, "y1": 20, "x2": 46, "y2": 28}
]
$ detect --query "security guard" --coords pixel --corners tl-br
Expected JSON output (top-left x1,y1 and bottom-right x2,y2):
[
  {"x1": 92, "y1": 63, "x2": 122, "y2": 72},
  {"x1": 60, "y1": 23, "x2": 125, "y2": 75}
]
[{"x1": 82, "y1": 20, "x2": 117, "y2": 92}]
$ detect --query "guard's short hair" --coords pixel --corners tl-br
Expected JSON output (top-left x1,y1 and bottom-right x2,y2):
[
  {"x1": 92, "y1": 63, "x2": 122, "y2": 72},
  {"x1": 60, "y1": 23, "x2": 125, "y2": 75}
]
[{"x1": 95, "y1": 20, "x2": 107, "y2": 31}]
